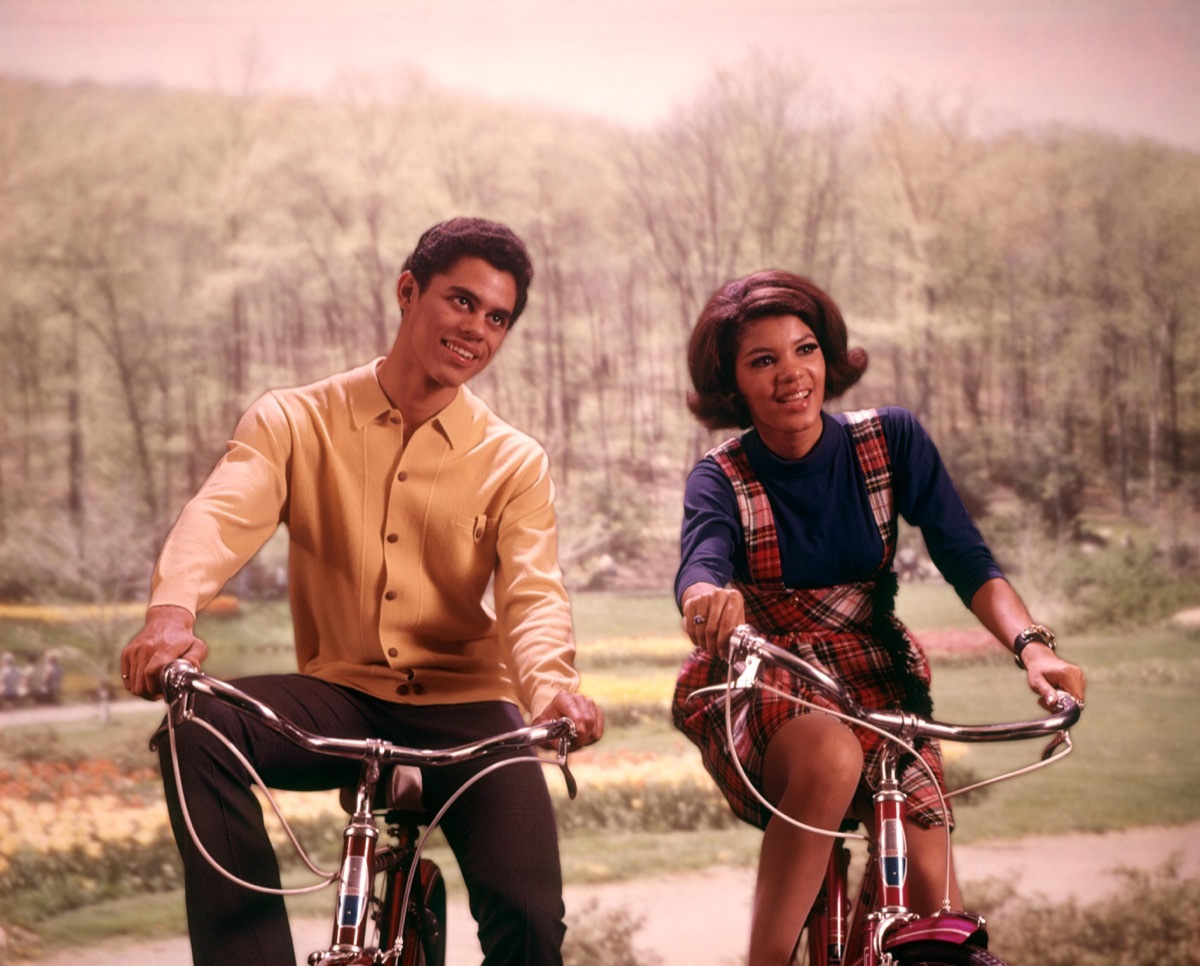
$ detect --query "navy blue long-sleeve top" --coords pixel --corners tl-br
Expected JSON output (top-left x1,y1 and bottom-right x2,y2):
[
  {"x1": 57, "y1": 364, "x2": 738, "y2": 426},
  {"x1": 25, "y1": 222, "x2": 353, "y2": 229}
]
[{"x1": 675, "y1": 407, "x2": 1003, "y2": 610}]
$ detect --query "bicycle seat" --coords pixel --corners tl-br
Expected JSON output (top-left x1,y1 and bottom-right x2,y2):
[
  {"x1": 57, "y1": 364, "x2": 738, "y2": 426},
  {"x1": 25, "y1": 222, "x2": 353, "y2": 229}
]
[{"x1": 339, "y1": 764, "x2": 428, "y2": 818}]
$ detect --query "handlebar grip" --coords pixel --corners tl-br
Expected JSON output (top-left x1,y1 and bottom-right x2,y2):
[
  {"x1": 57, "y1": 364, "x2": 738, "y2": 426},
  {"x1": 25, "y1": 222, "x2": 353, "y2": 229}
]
[
  {"x1": 539, "y1": 717, "x2": 578, "y2": 743},
  {"x1": 161, "y1": 658, "x2": 203, "y2": 700}
]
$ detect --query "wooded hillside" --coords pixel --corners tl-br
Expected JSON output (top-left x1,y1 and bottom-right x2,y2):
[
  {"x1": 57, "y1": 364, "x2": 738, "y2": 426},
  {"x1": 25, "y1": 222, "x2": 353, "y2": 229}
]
[{"x1": 1, "y1": 61, "x2": 1197, "y2": 603}]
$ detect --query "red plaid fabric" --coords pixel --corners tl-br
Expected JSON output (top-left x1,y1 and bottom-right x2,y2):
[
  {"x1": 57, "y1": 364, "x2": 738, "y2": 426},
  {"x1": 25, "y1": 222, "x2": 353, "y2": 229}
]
[{"x1": 672, "y1": 411, "x2": 951, "y2": 830}]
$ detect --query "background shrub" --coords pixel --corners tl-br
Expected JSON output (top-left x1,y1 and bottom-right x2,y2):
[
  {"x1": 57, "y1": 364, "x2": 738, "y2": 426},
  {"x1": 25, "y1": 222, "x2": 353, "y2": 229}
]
[{"x1": 984, "y1": 864, "x2": 1200, "y2": 965}]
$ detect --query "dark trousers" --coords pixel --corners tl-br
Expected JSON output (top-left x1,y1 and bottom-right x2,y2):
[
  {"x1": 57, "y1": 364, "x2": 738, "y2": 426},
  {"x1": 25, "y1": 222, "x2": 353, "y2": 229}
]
[{"x1": 157, "y1": 674, "x2": 566, "y2": 966}]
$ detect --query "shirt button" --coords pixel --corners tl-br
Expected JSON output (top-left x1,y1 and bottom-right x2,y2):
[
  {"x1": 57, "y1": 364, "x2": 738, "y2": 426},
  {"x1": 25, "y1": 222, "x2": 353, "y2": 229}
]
[
  {"x1": 396, "y1": 472, "x2": 407, "y2": 482},
  {"x1": 396, "y1": 684, "x2": 410, "y2": 696},
  {"x1": 386, "y1": 533, "x2": 398, "y2": 543},
  {"x1": 412, "y1": 683, "x2": 425, "y2": 695},
  {"x1": 384, "y1": 591, "x2": 397, "y2": 601},
  {"x1": 387, "y1": 648, "x2": 398, "y2": 658}
]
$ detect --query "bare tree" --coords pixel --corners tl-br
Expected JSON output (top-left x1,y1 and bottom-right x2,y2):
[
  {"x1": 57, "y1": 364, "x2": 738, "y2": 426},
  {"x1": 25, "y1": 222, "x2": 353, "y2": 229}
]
[
  {"x1": 623, "y1": 56, "x2": 853, "y2": 468},
  {"x1": 865, "y1": 93, "x2": 988, "y2": 434}
]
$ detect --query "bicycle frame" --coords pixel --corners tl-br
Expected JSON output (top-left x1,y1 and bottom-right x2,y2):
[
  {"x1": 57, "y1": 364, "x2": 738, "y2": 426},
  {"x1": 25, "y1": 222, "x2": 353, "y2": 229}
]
[
  {"x1": 724, "y1": 625, "x2": 1082, "y2": 966},
  {"x1": 161, "y1": 660, "x2": 577, "y2": 966},
  {"x1": 822, "y1": 765, "x2": 990, "y2": 966}
]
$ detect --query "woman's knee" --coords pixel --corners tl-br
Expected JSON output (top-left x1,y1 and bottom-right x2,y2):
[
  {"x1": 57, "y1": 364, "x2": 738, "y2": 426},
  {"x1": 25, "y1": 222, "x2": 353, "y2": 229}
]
[{"x1": 763, "y1": 715, "x2": 863, "y2": 805}]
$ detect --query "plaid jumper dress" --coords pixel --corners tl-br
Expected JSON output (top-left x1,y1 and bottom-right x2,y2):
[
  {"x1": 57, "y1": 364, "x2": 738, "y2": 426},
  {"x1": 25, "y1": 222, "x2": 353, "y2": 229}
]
[{"x1": 671, "y1": 409, "x2": 952, "y2": 831}]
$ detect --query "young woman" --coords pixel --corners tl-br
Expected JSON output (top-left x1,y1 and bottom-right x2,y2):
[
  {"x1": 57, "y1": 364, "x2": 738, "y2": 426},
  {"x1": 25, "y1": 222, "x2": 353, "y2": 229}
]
[{"x1": 671, "y1": 270, "x2": 1087, "y2": 965}]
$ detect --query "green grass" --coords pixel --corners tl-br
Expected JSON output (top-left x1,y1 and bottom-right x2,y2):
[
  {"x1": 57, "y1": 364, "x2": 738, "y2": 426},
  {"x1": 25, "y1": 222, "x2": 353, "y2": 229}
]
[
  {"x1": 927, "y1": 629, "x2": 1200, "y2": 840},
  {"x1": 562, "y1": 828, "x2": 763, "y2": 881},
  {"x1": 195, "y1": 600, "x2": 298, "y2": 677},
  {"x1": 1, "y1": 706, "x2": 163, "y2": 769},
  {"x1": 893, "y1": 580, "x2": 977, "y2": 629},
  {"x1": 572, "y1": 582, "x2": 981, "y2": 639},
  {"x1": 30, "y1": 891, "x2": 188, "y2": 949},
  {"x1": 569, "y1": 592, "x2": 685, "y2": 641}
]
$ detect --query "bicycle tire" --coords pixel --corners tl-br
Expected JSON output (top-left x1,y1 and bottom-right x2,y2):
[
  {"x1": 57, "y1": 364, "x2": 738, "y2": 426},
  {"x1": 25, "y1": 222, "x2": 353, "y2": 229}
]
[
  {"x1": 397, "y1": 858, "x2": 447, "y2": 966},
  {"x1": 880, "y1": 940, "x2": 1007, "y2": 965}
]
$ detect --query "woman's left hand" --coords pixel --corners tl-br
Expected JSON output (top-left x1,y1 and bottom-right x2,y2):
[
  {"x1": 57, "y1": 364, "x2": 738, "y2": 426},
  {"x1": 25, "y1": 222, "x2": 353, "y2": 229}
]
[{"x1": 1022, "y1": 645, "x2": 1087, "y2": 710}]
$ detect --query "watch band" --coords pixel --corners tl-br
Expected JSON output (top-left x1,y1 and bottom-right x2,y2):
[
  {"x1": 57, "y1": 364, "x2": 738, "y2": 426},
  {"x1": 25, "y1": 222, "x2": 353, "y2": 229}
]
[{"x1": 1013, "y1": 624, "x2": 1057, "y2": 670}]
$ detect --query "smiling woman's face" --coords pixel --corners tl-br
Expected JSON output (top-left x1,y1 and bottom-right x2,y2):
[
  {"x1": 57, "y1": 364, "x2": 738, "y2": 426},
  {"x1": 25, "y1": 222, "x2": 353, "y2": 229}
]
[{"x1": 734, "y1": 314, "x2": 827, "y2": 460}]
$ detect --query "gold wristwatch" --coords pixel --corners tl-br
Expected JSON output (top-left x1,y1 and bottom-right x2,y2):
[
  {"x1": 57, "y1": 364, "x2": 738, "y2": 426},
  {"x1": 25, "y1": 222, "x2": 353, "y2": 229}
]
[{"x1": 1013, "y1": 624, "x2": 1056, "y2": 670}]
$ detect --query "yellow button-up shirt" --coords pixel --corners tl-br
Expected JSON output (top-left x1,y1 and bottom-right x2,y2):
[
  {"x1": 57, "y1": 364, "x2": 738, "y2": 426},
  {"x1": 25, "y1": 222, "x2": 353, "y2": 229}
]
[{"x1": 150, "y1": 359, "x2": 579, "y2": 718}]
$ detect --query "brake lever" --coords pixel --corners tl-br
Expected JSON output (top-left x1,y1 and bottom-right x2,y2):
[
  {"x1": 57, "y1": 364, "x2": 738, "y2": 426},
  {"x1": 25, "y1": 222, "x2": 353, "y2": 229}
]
[
  {"x1": 734, "y1": 653, "x2": 763, "y2": 690},
  {"x1": 1040, "y1": 730, "x2": 1073, "y2": 762},
  {"x1": 555, "y1": 732, "x2": 578, "y2": 800}
]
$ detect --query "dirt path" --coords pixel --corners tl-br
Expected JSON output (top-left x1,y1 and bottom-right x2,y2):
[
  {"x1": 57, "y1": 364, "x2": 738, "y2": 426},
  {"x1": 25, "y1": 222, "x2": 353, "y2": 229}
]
[{"x1": 22, "y1": 822, "x2": 1200, "y2": 965}]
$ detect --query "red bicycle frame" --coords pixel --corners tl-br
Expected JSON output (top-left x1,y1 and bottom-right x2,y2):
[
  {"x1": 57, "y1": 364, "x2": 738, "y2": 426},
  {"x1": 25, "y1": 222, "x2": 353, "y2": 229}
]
[{"x1": 724, "y1": 625, "x2": 1079, "y2": 966}]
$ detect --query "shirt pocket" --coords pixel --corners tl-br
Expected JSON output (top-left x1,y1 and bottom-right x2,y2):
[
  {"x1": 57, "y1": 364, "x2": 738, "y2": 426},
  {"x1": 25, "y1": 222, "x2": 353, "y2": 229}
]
[{"x1": 455, "y1": 512, "x2": 498, "y2": 546}]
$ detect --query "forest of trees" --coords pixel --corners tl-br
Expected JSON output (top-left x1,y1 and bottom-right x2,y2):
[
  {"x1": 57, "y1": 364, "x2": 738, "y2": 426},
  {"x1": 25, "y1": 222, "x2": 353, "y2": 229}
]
[{"x1": 0, "y1": 58, "x2": 1197, "y2": 606}]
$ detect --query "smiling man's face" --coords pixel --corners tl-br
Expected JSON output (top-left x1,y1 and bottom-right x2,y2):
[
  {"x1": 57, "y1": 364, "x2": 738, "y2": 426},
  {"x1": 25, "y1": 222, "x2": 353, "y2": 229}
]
[{"x1": 395, "y1": 255, "x2": 517, "y2": 391}]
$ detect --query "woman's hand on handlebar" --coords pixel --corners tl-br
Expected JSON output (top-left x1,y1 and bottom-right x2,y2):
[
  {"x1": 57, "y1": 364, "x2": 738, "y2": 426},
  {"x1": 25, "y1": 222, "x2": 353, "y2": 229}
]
[
  {"x1": 681, "y1": 582, "x2": 745, "y2": 660},
  {"x1": 121, "y1": 604, "x2": 208, "y2": 700},
  {"x1": 534, "y1": 689, "x2": 605, "y2": 750},
  {"x1": 1022, "y1": 646, "x2": 1087, "y2": 711}
]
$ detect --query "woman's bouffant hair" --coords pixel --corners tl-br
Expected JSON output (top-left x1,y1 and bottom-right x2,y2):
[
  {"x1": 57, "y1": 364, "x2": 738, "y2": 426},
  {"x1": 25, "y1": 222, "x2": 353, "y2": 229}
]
[{"x1": 687, "y1": 270, "x2": 869, "y2": 430}]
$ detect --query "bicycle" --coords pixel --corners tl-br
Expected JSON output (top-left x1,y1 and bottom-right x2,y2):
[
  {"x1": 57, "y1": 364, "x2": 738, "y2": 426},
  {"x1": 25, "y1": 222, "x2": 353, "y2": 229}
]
[
  {"x1": 699, "y1": 624, "x2": 1083, "y2": 966},
  {"x1": 160, "y1": 659, "x2": 579, "y2": 966}
]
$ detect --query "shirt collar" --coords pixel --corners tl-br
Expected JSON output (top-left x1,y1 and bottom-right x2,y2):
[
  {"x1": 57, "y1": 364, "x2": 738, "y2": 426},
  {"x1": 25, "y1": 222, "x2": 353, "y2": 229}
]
[
  {"x1": 348, "y1": 358, "x2": 394, "y2": 430},
  {"x1": 430, "y1": 385, "x2": 474, "y2": 448},
  {"x1": 348, "y1": 358, "x2": 475, "y2": 448}
]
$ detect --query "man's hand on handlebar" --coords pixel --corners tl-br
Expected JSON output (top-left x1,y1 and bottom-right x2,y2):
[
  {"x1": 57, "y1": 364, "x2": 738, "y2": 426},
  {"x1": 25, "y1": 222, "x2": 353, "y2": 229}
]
[
  {"x1": 534, "y1": 689, "x2": 605, "y2": 750},
  {"x1": 121, "y1": 604, "x2": 208, "y2": 700}
]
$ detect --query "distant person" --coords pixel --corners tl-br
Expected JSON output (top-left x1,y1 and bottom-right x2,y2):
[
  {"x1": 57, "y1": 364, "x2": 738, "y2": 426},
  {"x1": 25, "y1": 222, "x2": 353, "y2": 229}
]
[
  {"x1": 670, "y1": 270, "x2": 1087, "y2": 964},
  {"x1": 19, "y1": 655, "x2": 37, "y2": 703},
  {"x1": 39, "y1": 651, "x2": 63, "y2": 704},
  {"x1": 0, "y1": 652, "x2": 20, "y2": 708},
  {"x1": 121, "y1": 217, "x2": 604, "y2": 966}
]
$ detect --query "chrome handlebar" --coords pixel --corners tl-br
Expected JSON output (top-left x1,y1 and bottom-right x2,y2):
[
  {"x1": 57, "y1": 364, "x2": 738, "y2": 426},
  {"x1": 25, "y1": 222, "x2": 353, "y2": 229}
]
[
  {"x1": 161, "y1": 659, "x2": 578, "y2": 767},
  {"x1": 728, "y1": 624, "x2": 1082, "y2": 745}
]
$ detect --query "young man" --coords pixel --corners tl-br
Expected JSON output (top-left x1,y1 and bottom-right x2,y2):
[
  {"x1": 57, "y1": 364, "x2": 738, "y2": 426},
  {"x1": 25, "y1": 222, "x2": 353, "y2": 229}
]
[{"x1": 121, "y1": 217, "x2": 604, "y2": 966}]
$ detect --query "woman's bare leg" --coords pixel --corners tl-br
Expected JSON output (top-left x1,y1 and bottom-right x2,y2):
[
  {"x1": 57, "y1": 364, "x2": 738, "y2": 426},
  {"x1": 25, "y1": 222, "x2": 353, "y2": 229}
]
[{"x1": 747, "y1": 715, "x2": 863, "y2": 966}]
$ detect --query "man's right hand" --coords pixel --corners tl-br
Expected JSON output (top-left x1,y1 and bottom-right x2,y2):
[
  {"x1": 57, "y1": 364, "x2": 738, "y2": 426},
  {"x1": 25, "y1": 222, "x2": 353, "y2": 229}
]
[{"x1": 120, "y1": 604, "x2": 208, "y2": 700}]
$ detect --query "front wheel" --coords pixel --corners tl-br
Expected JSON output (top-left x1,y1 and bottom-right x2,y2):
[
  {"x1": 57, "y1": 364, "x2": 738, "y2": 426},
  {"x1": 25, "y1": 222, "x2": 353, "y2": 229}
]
[{"x1": 883, "y1": 940, "x2": 1007, "y2": 965}]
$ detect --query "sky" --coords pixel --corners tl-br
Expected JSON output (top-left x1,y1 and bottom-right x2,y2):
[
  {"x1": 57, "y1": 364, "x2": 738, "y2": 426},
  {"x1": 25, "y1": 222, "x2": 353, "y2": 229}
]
[{"x1": 2, "y1": 0, "x2": 1199, "y2": 149}]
